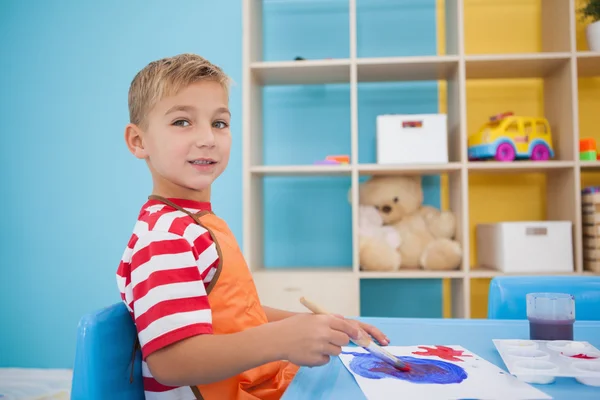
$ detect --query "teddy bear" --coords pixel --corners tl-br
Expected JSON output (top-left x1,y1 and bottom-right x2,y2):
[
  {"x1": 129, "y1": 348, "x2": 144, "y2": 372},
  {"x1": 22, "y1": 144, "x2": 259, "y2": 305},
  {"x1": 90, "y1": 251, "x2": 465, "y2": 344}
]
[
  {"x1": 357, "y1": 175, "x2": 462, "y2": 271},
  {"x1": 358, "y1": 204, "x2": 402, "y2": 271}
]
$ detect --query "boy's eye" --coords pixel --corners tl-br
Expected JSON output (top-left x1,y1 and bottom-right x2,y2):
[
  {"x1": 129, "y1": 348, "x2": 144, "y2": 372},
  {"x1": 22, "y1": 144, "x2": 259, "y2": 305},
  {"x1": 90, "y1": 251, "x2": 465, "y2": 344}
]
[
  {"x1": 173, "y1": 119, "x2": 190, "y2": 127},
  {"x1": 213, "y1": 121, "x2": 229, "y2": 129}
]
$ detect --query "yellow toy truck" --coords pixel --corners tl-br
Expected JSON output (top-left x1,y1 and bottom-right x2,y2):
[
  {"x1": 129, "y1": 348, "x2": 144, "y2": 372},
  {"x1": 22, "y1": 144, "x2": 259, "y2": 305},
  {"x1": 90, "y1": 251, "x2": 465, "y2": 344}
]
[{"x1": 468, "y1": 112, "x2": 554, "y2": 162}]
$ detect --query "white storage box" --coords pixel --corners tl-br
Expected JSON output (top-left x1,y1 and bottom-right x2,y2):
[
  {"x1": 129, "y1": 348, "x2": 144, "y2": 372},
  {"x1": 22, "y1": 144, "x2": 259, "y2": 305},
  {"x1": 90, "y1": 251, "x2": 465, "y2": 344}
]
[
  {"x1": 476, "y1": 221, "x2": 573, "y2": 273},
  {"x1": 376, "y1": 113, "x2": 448, "y2": 164}
]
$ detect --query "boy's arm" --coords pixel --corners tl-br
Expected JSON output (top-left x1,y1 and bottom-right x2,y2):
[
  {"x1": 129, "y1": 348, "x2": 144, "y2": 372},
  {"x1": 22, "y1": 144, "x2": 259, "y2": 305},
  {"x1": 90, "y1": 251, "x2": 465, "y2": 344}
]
[
  {"x1": 147, "y1": 310, "x2": 361, "y2": 387},
  {"x1": 127, "y1": 229, "x2": 233, "y2": 384},
  {"x1": 128, "y1": 230, "x2": 360, "y2": 387},
  {"x1": 146, "y1": 320, "x2": 284, "y2": 386},
  {"x1": 262, "y1": 305, "x2": 302, "y2": 322}
]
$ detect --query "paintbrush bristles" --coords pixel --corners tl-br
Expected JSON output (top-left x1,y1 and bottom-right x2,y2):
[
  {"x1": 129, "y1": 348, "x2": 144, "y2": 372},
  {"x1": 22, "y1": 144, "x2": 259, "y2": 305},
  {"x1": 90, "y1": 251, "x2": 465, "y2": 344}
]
[{"x1": 365, "y1": 342, "x2": 410, "y2": 371}]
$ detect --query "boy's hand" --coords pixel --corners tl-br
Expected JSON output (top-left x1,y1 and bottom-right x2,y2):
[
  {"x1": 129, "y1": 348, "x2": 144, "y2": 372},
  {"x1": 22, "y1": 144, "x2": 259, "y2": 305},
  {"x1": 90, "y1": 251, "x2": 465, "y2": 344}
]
[
  {"x1": 332, "y1": 314, "x2": 390, "y2": 346},
  {"x1": 276, "y1": 313, "x2": 360, "y2": 367},
  {"x1": 355, "y1": 320, "x2": 390, "y2": 346}
]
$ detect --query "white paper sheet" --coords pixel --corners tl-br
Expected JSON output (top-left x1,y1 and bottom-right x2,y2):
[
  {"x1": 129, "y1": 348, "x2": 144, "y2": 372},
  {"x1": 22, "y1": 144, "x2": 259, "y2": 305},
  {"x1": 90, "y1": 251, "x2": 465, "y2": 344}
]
[{"x1": 339, "y1": 345, "x2": 551, "y2": 400}]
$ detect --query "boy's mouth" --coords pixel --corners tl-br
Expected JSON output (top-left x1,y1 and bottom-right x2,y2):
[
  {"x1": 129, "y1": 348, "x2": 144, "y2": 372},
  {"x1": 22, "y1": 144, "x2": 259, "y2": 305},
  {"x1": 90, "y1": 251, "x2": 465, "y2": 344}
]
[{"x1": 189, "y1": 158, "x2": 217, "y2": 165}]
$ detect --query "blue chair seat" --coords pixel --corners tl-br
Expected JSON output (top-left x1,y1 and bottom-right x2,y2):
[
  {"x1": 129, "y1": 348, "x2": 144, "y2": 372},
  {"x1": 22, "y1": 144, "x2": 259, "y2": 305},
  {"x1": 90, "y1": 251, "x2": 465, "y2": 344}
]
[
  {"x1": 71, "y1": 302, "x2": 144, "y2": 400},
  {"x1": 487, "y1": 275, "x2": 600, "y2": 320}
]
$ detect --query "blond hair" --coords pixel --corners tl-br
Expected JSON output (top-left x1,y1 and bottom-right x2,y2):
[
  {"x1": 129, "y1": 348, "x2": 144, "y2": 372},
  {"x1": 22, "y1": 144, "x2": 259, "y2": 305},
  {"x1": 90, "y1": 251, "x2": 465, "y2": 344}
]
[{"x1": 128, "y1": 53, "x2": 230, "y2": 128}]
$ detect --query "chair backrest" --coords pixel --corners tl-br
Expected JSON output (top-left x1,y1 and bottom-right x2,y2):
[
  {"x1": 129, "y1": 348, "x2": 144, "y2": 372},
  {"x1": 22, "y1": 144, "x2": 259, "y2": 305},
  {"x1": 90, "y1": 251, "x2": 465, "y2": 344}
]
[
  {"x1": 487, "y1": 276, "x2": 600, "y2": 320},
  {"x1": 71, "y1": 302, "x2": 144, "y2": 400}
]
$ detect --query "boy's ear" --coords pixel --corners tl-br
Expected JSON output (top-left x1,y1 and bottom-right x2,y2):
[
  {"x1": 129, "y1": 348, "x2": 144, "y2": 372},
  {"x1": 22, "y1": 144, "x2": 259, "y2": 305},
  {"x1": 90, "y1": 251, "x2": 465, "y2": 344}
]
[{"x1": 124, "y1": 123, "x2": 148, "y2": 159}]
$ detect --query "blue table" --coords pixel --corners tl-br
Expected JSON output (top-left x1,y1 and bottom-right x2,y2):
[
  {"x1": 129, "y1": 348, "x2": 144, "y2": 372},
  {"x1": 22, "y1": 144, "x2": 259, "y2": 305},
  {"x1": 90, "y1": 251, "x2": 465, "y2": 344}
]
[{"x1": 282, "y1": 318, "x2": 600, "y2": 399}]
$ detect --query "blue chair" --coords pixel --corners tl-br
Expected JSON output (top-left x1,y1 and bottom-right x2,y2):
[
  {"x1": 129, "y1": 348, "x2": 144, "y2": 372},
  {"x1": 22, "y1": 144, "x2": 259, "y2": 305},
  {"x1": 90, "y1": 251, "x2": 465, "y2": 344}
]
[
  {"x1": 488, "y1": 275, "x2": 600, "y2": 320},
  {"x1": 71, "y1": 302, "x2": 144, "y2": 400}
]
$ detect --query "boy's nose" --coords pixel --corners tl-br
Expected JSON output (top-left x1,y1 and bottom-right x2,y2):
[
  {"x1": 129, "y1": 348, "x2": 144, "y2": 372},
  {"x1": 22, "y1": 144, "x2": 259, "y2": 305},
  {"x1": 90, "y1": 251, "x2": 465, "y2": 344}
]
[{"x1": 195, "y1": 127, "x2": 216, "y2": 147}]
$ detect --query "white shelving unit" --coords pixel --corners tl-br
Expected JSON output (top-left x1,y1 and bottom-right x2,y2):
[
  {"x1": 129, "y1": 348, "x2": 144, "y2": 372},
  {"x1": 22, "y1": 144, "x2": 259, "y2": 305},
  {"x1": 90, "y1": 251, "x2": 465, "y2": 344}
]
[{"x1": 242, "y1": 0, "x2": 600, "y2": 318}]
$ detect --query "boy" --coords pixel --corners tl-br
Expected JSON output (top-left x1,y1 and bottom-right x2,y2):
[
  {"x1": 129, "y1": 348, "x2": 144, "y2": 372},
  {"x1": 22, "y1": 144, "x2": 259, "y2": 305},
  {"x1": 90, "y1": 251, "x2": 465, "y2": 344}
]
[{"x1": 116, "y1": 53, "x2": 389, "y2": 400}]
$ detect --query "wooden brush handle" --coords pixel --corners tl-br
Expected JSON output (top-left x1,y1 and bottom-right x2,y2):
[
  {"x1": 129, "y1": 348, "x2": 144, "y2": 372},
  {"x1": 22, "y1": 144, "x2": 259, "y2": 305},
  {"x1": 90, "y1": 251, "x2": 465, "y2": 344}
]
[
  {"x1": 299, "y1": 297, "x2": 371, "y2": 347},
  {"x1": 299, "y1": 297, "x2": 330, "y2": 315}
]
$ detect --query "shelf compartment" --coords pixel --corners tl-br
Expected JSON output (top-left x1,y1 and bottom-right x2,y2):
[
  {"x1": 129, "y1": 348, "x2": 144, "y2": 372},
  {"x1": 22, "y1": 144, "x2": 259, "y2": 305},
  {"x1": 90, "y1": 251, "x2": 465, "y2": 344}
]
[
  {"x1": 359, "y1": 277, "x2": 464, "y2": 318},
  {"x1": 580, "y1": 170, "x2": 600, "y2": 274},
  {"x1": 357, "y1": 59, "x2": 464, "y2": 164},
  {"x1": 250, "y1": 164, "x2": 352, "y2": 176},
  {"x1": 355, "y1": 0, "x2": 460, "y2": 58},
  {"x1": 463, "y1": 0, "x2": 572, "y2": 54},
  {"x1": 577, "y1": 52, "x2": 600, "y2": 77},
  {"x1": 251, "y1": 59, "x2": 351, "y2": 85},
  {"x1": 357, "y1": 56, "x2": 459, "y2": 82},
  {"x1": 358, "y1": 162, "x2": 462, "y2": 175},
  {"x1": 468, "y1": 168, "x2": 580, "y2": 274},
  {"x1": 355, "y1": 169, "x2": 468, "y2": 275},
  {"x1": 261, "y1": 83, "x2": 351, "y2": 166},
  {"x1": 465, "y1": 56, "x2": 577, "y2": 162},
  {"x1": 468, "y1": 161, "x2": 575, "y2": 174},
  {"x1": 262, "y1": 175, "x2": 353, "y2": 269},
  {"x1": 259, "y1": 0, "x2": 350, "y2": 63},
  {"x1": 465, "y1": 53, "x2": 571, "y2": 80},
  {"x1": 577, "y1": 74, "x2": 600, "y2": 160}
]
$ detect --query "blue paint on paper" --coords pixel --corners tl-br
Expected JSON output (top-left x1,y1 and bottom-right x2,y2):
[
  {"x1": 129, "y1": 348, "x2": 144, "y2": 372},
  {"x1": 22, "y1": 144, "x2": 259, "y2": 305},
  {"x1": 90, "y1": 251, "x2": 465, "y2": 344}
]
[{"x1": 343, "y1": 351, "x2": 467, "y2": 384}]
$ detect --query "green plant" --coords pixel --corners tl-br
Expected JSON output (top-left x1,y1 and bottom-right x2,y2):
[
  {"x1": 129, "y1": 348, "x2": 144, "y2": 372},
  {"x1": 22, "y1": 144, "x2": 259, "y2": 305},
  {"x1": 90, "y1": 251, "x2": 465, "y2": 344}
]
[{"x1": 579, "y1": 0, "x2": 600, "y2": 22}]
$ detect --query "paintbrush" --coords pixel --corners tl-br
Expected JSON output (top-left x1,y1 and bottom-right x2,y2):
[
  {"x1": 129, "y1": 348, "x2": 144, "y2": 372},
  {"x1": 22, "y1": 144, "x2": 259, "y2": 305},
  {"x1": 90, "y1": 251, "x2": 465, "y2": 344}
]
[{"x1": 299, "y1": 297, "x2": 410, "y2": 372}]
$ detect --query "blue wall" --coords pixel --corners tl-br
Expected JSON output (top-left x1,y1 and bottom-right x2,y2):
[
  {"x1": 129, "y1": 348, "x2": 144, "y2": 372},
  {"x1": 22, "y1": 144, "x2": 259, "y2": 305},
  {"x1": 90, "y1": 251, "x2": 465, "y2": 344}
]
[
  {"x1": 0, "y1": 0, "x2": 242, "y2": 368},
  {"x1": 0, "y1": 0, "x2": 441, "y2": 369}
]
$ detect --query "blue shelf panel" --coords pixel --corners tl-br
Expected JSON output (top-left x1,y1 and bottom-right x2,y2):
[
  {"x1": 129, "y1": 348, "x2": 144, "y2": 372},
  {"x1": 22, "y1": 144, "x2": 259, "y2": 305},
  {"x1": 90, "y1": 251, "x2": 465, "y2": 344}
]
[
  {"x1": 263, "y1": 0, "x2": 350, "y2": 62},
  {"x1": 360, "y1": 279, "x2": 444, "y2": 318},
  {"x1": 263, "y1": 84, "x2": 351, "y2": 166},
  {"x1": 263, "y1": 175, "x2": 353, "y2": 268},
  {"x1": 356, "y1": 0, "x2": 438, "y2": 58}
]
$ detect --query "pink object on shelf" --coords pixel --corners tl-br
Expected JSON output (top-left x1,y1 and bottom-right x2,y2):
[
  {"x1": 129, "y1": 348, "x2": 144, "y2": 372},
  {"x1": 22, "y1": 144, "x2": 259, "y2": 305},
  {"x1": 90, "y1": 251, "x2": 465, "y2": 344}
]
[{"x1": 314, "y1": 160, "x2": 340, "y2": 165}]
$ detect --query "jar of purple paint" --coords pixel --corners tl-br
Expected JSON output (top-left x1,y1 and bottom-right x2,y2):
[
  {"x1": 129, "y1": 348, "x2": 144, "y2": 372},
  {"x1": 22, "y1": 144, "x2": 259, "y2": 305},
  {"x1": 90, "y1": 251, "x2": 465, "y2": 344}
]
[{"x1": 526, "y1": 293, "x2": 575, "y2": 341}]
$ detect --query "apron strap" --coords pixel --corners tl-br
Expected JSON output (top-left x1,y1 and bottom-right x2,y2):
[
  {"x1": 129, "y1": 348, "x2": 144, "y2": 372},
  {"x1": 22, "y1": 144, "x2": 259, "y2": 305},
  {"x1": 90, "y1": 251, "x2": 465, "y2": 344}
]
[
  {"x1": 147, "y1": 194, "x2": 219, "y2": 293},
  {"x1": 148, "y1": 194, "x2": 206, "y2": 222},
  {"x1": 129, "y1": 338, "x2": 140, "y2": 384}
]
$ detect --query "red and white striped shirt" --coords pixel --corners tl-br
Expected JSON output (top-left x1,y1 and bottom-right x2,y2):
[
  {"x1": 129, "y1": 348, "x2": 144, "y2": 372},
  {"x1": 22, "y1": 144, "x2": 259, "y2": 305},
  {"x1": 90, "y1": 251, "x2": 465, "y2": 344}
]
[{"x1": 116, "y1": 198, "x2": 219, "y2": 399}]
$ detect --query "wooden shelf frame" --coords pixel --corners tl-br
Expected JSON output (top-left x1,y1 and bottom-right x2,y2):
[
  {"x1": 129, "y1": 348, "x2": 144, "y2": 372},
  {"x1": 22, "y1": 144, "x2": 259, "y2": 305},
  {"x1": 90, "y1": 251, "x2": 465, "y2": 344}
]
[{"x1": 242, "y1": 0, "x2": 599, "y2": 318}]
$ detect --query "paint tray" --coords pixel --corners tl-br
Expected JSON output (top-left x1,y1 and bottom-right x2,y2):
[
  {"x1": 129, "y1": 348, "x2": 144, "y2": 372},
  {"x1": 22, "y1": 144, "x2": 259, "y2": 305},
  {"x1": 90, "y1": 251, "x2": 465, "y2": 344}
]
[{"x1": 493, "y1": 339, "x2": 600, "y2": 387}]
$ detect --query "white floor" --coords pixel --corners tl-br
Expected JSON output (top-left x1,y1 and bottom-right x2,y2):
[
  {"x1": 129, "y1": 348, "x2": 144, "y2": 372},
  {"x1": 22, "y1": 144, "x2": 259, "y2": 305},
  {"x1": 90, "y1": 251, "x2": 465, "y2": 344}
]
[{"x1": 0, "y1": 368, "x2": 72, "y2": 400}]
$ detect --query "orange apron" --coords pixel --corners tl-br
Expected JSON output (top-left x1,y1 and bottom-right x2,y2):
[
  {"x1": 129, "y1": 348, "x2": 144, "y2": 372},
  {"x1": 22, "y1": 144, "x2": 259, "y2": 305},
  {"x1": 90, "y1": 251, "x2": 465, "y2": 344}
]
[{"x1": 147, "y1": 196, "x2": 299, "y2": 400}]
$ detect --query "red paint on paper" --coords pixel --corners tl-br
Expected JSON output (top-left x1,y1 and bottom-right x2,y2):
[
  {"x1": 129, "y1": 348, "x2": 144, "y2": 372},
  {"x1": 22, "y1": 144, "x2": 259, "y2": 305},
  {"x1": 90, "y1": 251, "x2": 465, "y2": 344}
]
[{"x1": 412, "y1": 345, "x2": 473, "y2": 362}]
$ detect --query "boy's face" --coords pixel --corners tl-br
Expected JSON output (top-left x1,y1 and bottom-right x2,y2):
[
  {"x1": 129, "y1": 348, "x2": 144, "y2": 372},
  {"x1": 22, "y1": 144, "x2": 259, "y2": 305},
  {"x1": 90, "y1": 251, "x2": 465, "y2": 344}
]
[{"x1": 127, "y1": 80, "x2": 231, "y2": 200}]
